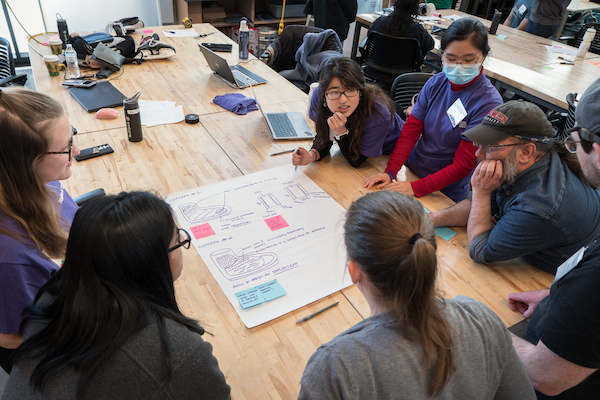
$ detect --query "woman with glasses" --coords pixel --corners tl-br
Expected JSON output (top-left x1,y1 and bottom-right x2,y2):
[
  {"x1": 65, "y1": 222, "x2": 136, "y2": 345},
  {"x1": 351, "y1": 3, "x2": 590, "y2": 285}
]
[
  {"x1": 3, "y1": 191, "x2": 231, "y2": 399},
  {"x1": 292, "y1": 57, "x2": 403, "y2": 168},
  {"x1": 0, "y1": 88, "x2": 80, "y2": 373},
  {"x1": 362, "y1": 18, "x2": 503, "y2": 202},
  {"x1": 298, "y1": 191, "x2": 536, "y2": 400}
]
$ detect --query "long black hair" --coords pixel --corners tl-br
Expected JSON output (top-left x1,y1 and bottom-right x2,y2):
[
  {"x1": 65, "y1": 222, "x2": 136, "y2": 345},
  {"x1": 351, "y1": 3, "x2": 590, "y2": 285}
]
[
  {"x1": 441, "y1": 17, "x2": 491, "y2": 56},
  {"x1": 313, "y1": 57, "x2": 394, "y2": 162},
  {"x1": 14, "y1": 191, "x2": 205, "y2": 399},
  {"x1": 388, "y1": 0, "x2": 420, "y2": 36}
]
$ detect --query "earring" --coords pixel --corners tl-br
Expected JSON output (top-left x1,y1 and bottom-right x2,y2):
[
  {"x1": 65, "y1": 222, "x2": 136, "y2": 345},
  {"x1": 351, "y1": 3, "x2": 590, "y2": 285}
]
[{"x1": 323, "y1": 102, "x2": 328, "y2": 108}]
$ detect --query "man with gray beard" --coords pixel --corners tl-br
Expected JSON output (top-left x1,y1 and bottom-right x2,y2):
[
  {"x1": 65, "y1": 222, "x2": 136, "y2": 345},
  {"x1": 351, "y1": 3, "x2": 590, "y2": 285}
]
[{"x1": 430, "y1": 100, "x2": 600, "y2": 274}]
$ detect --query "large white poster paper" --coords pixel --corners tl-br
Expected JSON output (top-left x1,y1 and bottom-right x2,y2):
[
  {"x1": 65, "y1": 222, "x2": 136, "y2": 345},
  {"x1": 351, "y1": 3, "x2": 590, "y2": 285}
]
[{"x1": 165, "y1": 165, "x2": 351, "y2": 328}]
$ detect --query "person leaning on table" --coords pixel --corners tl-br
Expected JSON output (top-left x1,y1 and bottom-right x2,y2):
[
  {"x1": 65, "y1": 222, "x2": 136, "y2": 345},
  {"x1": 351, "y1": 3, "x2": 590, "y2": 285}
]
[
  {"x1": 429, "y1": 100, "x2": 600, "y2": 274},
  {"x1": 2, "y1": 191, "x2": 231, "y2": 399},
  {"x1": 298, "y1": 191, "x2": 535, "y2": 399},
  {"x1": 0, "y1": 88, "x2": 80, "y2": 373},
  {"x1": 507, "y1": 78, "x2": 600, "y2": 400}
]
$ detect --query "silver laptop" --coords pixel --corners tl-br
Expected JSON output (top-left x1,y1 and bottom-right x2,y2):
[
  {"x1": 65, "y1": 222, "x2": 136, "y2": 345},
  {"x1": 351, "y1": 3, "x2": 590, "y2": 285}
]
[
  {"x1": 199, "y1": 44, "x2": 267, "y2": 89},
  {"x1": 255, "y1": 99, "x2": 315, "y2": 141}
]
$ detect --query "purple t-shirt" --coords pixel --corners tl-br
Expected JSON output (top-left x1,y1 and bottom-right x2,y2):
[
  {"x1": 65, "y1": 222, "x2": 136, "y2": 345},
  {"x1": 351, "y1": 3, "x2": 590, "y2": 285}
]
[
  {"x1": 0, "y1": 182, "x2": 78, "y2": 334},
  {"x1": 309, "y1": 88, "x2": 404, "y2": 158},
  {"x1": 407, "y1": 72, "x2": 503, "y2": 200}
]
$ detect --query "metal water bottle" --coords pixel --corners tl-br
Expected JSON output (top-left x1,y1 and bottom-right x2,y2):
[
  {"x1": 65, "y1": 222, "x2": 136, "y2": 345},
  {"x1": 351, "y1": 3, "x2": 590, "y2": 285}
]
[
  {"x1": 57, "y1": 13, "x2": 69, "y2": 50},
  {"x1": 239, "y1": 19, "x2": 249, "y2": 61},
  {"x1": 124, "y1": 92, "x2": 143, "y2": 142}
]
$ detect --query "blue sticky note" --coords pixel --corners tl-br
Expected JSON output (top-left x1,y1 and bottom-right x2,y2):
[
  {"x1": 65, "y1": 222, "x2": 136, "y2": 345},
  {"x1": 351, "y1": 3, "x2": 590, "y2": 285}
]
[
  {"x1": 435, "y1": 227, "x2": 458, "y2": 241},
  {"x1": 497, "y1": 34, "x2": 507, "y2": 40},
  {"x1": 235, "y1": 287, "x2": 266, "y2": 309},
  {"x1": 424, "y1": 206, "x2": 431, "y2": 213},
  {"x1": 257, "y1": 279, "x2": 287, "y2": 301}
]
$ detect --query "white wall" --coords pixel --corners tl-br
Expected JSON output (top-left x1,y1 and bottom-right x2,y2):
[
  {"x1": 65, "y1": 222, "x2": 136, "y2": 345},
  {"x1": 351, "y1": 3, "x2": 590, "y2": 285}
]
[{"x1": 39, "y1": 0, "x2": 163, "y2": 33}]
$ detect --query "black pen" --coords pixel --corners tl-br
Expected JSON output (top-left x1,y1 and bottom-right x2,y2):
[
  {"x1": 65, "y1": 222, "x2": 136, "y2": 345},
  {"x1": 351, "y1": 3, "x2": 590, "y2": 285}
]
[
  {"x1": 270, "y1": 149, "x2": 295, "y2": 156},
  {"x1": 295, "y1": 149, "x2": 301, "y2": 171},
  {"x1": 296, "y1": 302, "x2": 339, "y2": 324}
]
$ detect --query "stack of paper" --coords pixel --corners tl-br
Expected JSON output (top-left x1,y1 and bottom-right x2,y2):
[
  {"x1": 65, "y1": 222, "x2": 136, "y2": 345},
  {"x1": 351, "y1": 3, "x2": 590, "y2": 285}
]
[{"x1": 139, "y1": 100, "x2": 185, "y2": 128}]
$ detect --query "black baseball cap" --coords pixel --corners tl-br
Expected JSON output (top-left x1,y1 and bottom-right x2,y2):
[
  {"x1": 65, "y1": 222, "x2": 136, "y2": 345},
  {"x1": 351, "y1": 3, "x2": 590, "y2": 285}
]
[{"x1": 463, "y1": 100, "x2": 554, "y2": 145}]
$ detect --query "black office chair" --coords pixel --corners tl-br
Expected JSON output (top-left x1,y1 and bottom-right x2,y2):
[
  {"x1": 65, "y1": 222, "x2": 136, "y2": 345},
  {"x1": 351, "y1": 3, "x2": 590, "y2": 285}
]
[
  {"x1": 568, "y1": 23, "x2": 600, "y2": 55},
  {"x1": 0, "y1": 37, "x2": 27, "y2": 87},
  {"x1": 389, "y1": 72, "x2": 434, "y2": 120},
  {"x1": 557, "y1": 93, "x2": 577, "y2": 142},
  {"x1": 361, "y1": 31, "x2": 422, "y2": 92}
]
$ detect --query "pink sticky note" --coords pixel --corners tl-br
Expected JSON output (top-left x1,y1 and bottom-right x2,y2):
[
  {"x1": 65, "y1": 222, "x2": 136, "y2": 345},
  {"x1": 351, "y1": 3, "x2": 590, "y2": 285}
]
[
  {"x1": 143, "y1": 30, "x2": 154, "y2": 33},
  {"x1": 42, "y1": 42, "x2": 48, "y2": 45},
  {"x1": 264, "y1": 215, "x2": 289, "y2": 231},
  {"x1": 191, "y1": 223, "x2": 215, "y2": 239}
]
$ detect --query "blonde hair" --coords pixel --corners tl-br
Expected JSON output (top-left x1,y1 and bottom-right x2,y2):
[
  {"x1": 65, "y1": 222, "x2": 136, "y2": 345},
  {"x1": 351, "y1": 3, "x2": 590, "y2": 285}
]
[
  {"x1": 344, "y1": 191, "x2": 454, "y2": 397},
  {"x1": 0, "y1": 88, "x2": 68, "y2": 257}
]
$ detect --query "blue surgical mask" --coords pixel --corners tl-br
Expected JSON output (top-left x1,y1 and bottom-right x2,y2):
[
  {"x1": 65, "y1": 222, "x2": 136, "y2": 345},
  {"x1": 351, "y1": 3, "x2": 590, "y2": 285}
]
[{"x1": 443, "y1": 64, "x2": 481, "y2": 85}]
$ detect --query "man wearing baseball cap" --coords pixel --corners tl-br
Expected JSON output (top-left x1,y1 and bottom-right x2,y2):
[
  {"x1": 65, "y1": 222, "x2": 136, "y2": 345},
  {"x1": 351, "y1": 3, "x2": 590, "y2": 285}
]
[
  {"x1": 507, "y1": 79, "x2": 600, "y2": 398},
  {"x1": 430, "y1": 100, "x2": 600, "y2": 274}
]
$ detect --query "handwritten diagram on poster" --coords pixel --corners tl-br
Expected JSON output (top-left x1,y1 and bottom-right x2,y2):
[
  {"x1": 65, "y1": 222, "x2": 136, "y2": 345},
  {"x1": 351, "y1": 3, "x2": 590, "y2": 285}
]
[{"x1": 164, "y1": 165, "x2": 351, "y2": 328}]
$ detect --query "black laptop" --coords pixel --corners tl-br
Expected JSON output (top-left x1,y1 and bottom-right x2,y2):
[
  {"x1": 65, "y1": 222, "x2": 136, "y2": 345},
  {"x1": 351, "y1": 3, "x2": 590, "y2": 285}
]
[{"x1": 68, "y1": 81, "x2": 125, "y2": 112}]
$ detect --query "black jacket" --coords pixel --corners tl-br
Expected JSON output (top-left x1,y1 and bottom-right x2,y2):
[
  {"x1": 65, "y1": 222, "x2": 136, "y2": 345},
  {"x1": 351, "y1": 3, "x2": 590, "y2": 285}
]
[{"x1": 304, "y1": 0, "x2": 358, "y2": 41}]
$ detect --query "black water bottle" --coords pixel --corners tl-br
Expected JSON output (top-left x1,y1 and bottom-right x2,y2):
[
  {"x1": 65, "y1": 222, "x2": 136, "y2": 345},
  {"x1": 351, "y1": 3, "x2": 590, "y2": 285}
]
[
  {"x1": 56, "y1": 13, "x2": 69, "y2": 50},
  {"x1": 124, "y1": 92, "x2": 143, "y2": 142}
]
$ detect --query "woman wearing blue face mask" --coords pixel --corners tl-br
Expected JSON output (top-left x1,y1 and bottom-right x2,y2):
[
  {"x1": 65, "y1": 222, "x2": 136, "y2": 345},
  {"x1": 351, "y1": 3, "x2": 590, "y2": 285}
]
[{"x1": 363, "y1": 18, "x2": 503, "y2": 203}]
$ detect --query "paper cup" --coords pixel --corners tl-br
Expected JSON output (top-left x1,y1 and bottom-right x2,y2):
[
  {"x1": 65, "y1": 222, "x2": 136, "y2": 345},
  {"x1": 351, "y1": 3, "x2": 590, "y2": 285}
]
[
  {"x1": 43, "y1": 55, "x2": 60, "y2": 77},
  {"x1": 49, "y1": 38, "x2": 63, "y2": 55}
]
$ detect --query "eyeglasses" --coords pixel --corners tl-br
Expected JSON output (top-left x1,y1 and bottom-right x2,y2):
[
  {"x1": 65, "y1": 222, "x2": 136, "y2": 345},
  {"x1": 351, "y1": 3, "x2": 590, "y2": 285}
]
[
  {"x1": 477, "y1": 142, "x2": 522, "y2": 153},
  {"x1": 168, "y1": 228, "x2": 191, "y2": 252},
  {"x1": 325, "y1": 88, "x2": 360, "y2": 100},
  {"x1": 565, "y1": 126, "x2": 600, "y2": 153},
  {"x1": 45, "y1": 127, "x2": 77, "y2": 161},
  {"x1": 441, "y1": 55, "x2": 484, "y2": 69}
]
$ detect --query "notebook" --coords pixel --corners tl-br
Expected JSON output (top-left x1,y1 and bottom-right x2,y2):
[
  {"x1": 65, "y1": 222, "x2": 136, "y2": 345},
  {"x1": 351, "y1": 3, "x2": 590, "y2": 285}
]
[
  {"x1": 199, "y1": 44, "x2": 267, "y2": 89},
  {"x1": 68, "y1": 81, "x2": 125, "y2": 112}
]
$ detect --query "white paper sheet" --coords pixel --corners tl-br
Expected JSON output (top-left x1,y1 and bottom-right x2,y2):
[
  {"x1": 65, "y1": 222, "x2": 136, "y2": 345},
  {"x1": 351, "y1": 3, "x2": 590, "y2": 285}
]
[
  {"x1": 417, "y1": 16, "x2": 441, "y2": 21},
  {"x1": 139, "y1": 100, "x2": 184, "y2": 127},
  {"x1": 544, "y1": 45, "x2": 578, "y2": 56},
  {"x1": 446, "y1": 14, "x2": 464, "y2": 20},
  {"x1": 165, "y1": 165, "x2": 352, "y2": 328},
  {"x1": 162, "y1": 29, "x2": 199, "y2": 38}
]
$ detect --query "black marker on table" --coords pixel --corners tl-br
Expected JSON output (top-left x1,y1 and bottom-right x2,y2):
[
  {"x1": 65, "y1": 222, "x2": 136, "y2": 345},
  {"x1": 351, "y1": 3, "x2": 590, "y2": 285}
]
[
  {"x1": 295, "y1": 149, "x2": 301, "y2": 171},
  {"x1": 295, "y1": 302, "x2": 339, "y2": 324}
]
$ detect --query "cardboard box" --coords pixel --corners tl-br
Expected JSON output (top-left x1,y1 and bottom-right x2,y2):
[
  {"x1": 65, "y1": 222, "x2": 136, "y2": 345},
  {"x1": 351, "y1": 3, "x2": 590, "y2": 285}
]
[
  {"x1": 232, "y1": 26, "x2": 259, "y2": 56},
  {"x1": 203, "y1": 5, "x2": 227, "y2": 22}
]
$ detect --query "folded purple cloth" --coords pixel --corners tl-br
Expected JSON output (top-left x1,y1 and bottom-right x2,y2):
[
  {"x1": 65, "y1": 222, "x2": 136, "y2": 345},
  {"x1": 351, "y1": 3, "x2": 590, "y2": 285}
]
[{"x1": 213, "y1": 93, "x2": 258, "y2": 115}]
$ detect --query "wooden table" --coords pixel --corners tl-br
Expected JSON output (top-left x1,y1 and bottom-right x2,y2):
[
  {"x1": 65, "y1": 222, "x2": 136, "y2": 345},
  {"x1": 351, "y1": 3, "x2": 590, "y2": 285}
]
[
  {"x1": 351, "y1": 10, "x2": 600, "y2": 110},
  {"x1": 32, "y1": 24, "x2": 553, "y2": 399}
]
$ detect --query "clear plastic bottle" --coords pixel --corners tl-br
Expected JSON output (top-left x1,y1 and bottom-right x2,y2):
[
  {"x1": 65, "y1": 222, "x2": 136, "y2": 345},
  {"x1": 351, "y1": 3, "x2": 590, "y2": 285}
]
[
  {"x1": 577, "y1": 27, "x2": 596, "y2": 58},
  {"x1": 64, "y1": 44, "x2": 80, "y2": 78}
]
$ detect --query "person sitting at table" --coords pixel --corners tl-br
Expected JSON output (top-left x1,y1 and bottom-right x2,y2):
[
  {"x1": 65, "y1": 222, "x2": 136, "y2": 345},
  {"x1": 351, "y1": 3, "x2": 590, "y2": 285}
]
[
  {"x1": 503, "y1": 0, "x2": 533, "y2": 31},
  {"x1": 292, "y1": 57, "x2": 403, "y2": 168},
  {"x1": 430, "y1": 100, "x2": 600, "y2": 274},
  {"x1": 0, "y1": 88, "x2": 80, "y2": 374},
  {"x1": 362, "y1": 18, "x2": 503, "y2": 202},
  {"x1": 2, "y1": 191, "x2": 231, "y2": 399},
  {"x1": 298, "y1": 191, "x2": 536, "y2": 400},
  {"x1": 526, "y1": 0, "x2": 570, "y2": 38},
  {"x1": 507, "y1": 78, "x2": 600, "y2": 400},
  {"x1": 367, "y1": 0, "x2": 435, "y2": 58}
]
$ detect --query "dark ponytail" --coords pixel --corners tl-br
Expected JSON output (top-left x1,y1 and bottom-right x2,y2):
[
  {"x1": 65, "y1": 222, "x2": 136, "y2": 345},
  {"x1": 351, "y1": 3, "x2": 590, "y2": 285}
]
[{"x1": 344, "y1": 191, "x2": 454, "y2": 397}]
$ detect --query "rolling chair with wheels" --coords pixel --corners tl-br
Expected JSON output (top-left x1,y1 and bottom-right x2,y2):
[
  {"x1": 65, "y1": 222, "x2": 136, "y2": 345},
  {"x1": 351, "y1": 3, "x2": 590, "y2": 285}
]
[
  {"x1": 360, "y1": 31, "x2": 422, "y2": 92},
  {"x1": 389, "y1": 73, "x2": 434, "y2": 121},
  {"x1": 0, "y1": 37, "x2": 27, "y2": 87}
]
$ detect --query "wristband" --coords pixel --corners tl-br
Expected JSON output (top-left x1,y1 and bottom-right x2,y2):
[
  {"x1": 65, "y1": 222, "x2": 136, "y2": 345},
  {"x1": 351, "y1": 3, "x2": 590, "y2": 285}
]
[
  {"x1": 310, "y1": 149, "x2": 319, "y2": 161},
  {"x1": 334, "y1": 130, "x2": 349, "y2": 141}
]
